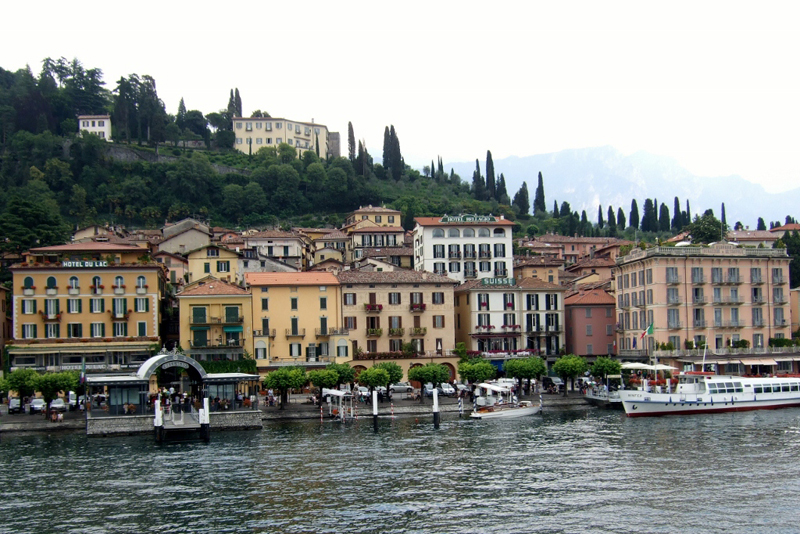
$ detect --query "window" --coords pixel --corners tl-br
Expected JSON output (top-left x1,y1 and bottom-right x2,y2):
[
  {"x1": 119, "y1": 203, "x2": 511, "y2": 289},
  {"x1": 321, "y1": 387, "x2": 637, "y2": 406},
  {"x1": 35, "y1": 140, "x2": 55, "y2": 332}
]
[
  {"x1": 45, "y1": 323, "x2": 60, "y2": 339},
  {"x1": 114, "y1": 323, "x2": 128, "y2": 337},
  {"x1": 204, "y1": 263, "x2": 210, "y2": 273},
  {"x1": 345, "y1": 317, "x2": 357, "y2": 330},
  {"x1": 586, "y1": 324, "x2": 593, "y2": 336},
  {"x1": 320, "y1": 297, "x2": 327, "y2": 310},
  {"x1": 449, "y1": 262, "x2": 461, "y2": 273},
  {"x1": 585, "y1": 308, "x2": 592, "y2": 318},
  {"x1": 46, "y1": 276, "x2": 57, "y2": 289},
  {"x1": 432, "y1": 229, "x2": 445, "y2": 238},
  {"x1": 433, "y1": 316, "x2": 445, "y2": 328},
  {"x1": 44, "y1": 299, "x2": 59, "y2": 316},
  {"x1": 90, "y1": 298, "x2": 104, "y2": 313},
  {"x1": 479, "y1": 228, "x2": 490, "y2": 237},
  {"x1": 389, "y1": 292, "x2": 401, "y2": 305},
  {"x1": 344, "y1": 293, "x2": 356, "y2": 306},
  {"x1": 390, "y1": 339, "x2": 402, "y2": 351},
  {"x1": 291, "y1": 298, "x2": 298, "y2": 311},
  {"x1": 112, "y1": 298, "x2": 127, "y2": 317},
  {"x1": 388, "y1": 216, "x2": 395, "y2": 223},
  {"x1": 23, "y1": 276, "x2": 34, "y2": 289},
  {"x1": 606, "y1": 324, "x2": 613, "y2": 336},
  {"x1": 91, "y1": 323, "x2": 105, "y2": 338},
  {"x1": 448, "y1": 228, "x2": 460, "y2": 237},
  {"x1": 69, "y1": 276, "x2": 79, "y2": 289},
  {"x1": 290, "y1": 343, "x2": 302, "y2": 357},
  {"x1": 586, "y1": 344, "x2": 594, "y2": 355},
  {"x1": 432, "y1": 292, "x2": 445, "y2": 305},
  {"x1": 138, "y1": 322, "x2": 147, "y2": 337},
  {"x1": 411, "y1": 292, "x2": 423, "y2": 305},
  {"x1": 21, "y1": 300, "x2": 36, "y2": 314},
  {"x1": 67, "y1": 323, "x2": 83, "y2": 338},
  {"x1": 207, "y1": 248, "x2": 219, "y2": 257},
  {"x1": 433, "y1": 245, "x2": 445, "y2": 258},
  {"x1": 494, "y1": 244, "x2": 505, "y2": 257},
  {"x1": 22, "y1": 324, "x2": 37, "y2": 339},
  {"x1": 134, "y1": 297, "x2": 149, "y2": 312},
  {"x1": 375, "y1": 215, "x2": 382, "y2": 223},
  {"x1": 67, "y1": 299, "x2": 81, "y2": 313},
  {"x1": 217, "y1": 261, "x2": 230, "y2": 272},
  {"x1": 434, "y1": 262, "x2": 446, "y2": 275}
]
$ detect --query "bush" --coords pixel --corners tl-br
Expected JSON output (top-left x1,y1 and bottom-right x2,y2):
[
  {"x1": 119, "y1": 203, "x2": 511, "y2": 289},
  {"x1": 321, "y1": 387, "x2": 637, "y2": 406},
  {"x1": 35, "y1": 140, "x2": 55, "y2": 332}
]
[{"x1": 733, "y1": 339, "x2": 750, "y2": 349}]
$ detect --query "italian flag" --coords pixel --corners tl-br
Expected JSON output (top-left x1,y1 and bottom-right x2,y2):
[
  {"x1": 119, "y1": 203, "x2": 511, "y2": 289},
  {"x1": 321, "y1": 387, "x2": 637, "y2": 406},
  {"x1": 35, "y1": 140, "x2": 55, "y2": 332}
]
[{"x1": 640, "y1": 323, "x2": 654, "y2": 340}]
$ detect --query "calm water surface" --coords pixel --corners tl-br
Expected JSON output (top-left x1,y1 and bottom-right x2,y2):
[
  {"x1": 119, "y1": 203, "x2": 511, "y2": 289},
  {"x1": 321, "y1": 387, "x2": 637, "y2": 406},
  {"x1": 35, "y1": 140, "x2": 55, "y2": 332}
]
[{"x1": 2, "y1": 409, "x2": 800, "y2": 534}]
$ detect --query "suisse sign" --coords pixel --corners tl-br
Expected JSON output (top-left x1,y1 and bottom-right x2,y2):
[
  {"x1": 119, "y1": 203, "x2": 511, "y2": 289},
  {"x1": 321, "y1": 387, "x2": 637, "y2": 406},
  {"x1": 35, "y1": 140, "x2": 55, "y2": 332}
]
[
  {"x1": 439, "y1": 215, "x2": 497, "y2": 224},
  {"x1": 61, "y1": 261, "x2": 109, "y2": 268},
  {"x1": 481, "y1": 278, "x2": 516, "y2": 286}
]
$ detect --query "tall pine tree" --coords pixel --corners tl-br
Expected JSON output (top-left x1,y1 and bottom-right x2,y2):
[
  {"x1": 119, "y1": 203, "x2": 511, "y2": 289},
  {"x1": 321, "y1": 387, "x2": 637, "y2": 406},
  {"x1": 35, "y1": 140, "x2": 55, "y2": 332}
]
[
  {"x1": 721, "y1": 203, "x2": 727, "y2": 226},
  {"x1": 617, "y1": 207, "x2": 626, "y2": 229},
  {"x1": 485, "y1": 150, "x2": 496, "y2": 201},
  {"x1": 672, "y1": 197, "x2": 682, "y2": 231},
  {"x1": 496, "y1": 173, "x2": 509, "y2": 205},
  {"x1": 630, "y1": 199, "x2": 640, "y2": 230},
  {"x1": 512, "y1": 182, "x2": 530, "y2": 215},
  {"x1": 234, "y1": 88, "x2": 242, "y2": 117},
  {"x1": 659, "y1": 203, "x2": 670, "y2": 232},
  {"x1": 471, "y1": 159, "x2": 486, "y2": 200},
  {"x1": 553, "y1": 200, "x2": 559, "y2": 218},
  {"x1": 534, "y1": 172, "x2": 546, "y2": 215},
  {"x1": 347, "y1": 121, "x2": 356, "y2": 162},
  {"x1": 597, "y1": 205, "x2": 605, "y2": 229},
  {"x1": 685, "y1": 200, "x2": 691, "y2": 226},
  {"x1": 607, "y1": 206, "x2": 617, "y2": 235}
]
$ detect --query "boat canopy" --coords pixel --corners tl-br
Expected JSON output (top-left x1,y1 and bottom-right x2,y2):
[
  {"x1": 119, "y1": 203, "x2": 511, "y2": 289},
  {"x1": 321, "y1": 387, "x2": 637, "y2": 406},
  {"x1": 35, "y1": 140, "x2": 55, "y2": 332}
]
[{"x1": 477, "y1": 382, "x2": 511, "y2": 393}]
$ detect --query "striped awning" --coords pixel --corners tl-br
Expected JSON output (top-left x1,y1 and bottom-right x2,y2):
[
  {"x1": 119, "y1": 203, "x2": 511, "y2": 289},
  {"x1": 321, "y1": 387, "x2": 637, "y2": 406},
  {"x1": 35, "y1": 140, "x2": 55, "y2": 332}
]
[{"x1": 740, "y1": 358, "x2": 778, "y2": 366}]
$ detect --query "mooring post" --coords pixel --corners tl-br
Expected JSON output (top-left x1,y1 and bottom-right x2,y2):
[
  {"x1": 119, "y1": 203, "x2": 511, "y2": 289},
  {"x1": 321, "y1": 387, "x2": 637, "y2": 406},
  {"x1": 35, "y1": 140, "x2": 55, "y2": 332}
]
[
  {"x1": 154, "y1": 394, "x2": 164, "y2": 443},
  {"x1": 458, "y1": 397, "x2": 463, "y2": 418},
  {"x1": 200, "y1": 397, "x2": 210, "y2": 442},
  {"x1": 433, "y1": 389, "x2": 440, "y2": 429},
  {"x1": 372, "y1": 390, "x2": 379, "y2": 433}
]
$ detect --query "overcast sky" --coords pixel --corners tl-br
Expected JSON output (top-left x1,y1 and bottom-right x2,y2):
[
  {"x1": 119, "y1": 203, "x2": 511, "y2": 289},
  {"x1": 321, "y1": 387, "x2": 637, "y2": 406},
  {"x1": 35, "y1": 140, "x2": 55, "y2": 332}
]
[{"x1": 4, "y1": 1, "x2": 800, "y2": 193}]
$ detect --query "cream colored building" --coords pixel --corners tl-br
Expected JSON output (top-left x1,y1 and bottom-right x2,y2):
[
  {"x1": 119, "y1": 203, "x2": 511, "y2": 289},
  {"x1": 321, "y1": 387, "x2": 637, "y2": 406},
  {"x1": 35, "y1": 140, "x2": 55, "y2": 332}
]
[
  {"x1": 186, "y1": 245, "x2": 243, "y2": 285},
  {"x1": 614, "y1": 244, "x2": 791, "y2": 364},
  {"x1": 245, "y1": 272, "x2": 347, "y2": 376},
  {"x1": 233, "y1": 117, "x2": 336, "y2": 158},
  {"x1": 454, "y1": 277, "x2": 566, "y2": 363},
  {"x1": 344, "y1": 205, "x2": 403, "y2": 227},
  {"x1": 243, "y1": 230, "x2": 310, "y2": 271},
  {"x1": 78, "y1": 114, "x2": 112, "y2": 141},
  {"x1": 336, "y1": 269, "x2": 460, "y2": 381},
  {"x1": 178, "y1": 276, "x2": 253, "y2": 363},
  {"x1": 9, "y1": 242, "x2": 166, "y2": 374}
]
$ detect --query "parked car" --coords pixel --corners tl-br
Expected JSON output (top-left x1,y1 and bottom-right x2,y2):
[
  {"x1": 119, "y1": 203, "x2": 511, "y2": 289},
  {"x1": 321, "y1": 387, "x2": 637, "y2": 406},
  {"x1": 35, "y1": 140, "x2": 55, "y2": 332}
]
[
  {"x1": 29, "y1": 399, "x2": 46, "y2": 415},
  {"x1": 50, "y1": 398, "x2": 68, "y2": 413},
  {"x1": 455, "y1": 383, "x2": 470, "y2": 394},
  {"x1": 437, "y1": 383, "x2": 456, "y2": 396},
  {"x1": 390, "y1": 382, "x2": 414, "y2": 394},
  {"x1": 423, "y1": 383, "x2": 436, "y2": 397},
  {"x1": 8, "y1": 397, "x2": 22, "y2": 414},
  {"x1": 542, "y1": 377, "x2": 565, "y2": 393},
  {"x1": 356, "y1": 386, "x2": 370, "y2": 398}
]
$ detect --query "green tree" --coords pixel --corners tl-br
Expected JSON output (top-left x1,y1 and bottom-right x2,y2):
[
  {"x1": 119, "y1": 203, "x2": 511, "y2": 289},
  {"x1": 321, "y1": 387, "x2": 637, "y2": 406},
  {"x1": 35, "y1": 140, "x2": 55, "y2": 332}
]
[
  {"x1": 672, "y1": 197, "x2": 682, "y2": 231},
  {"x1": 504, "y1": 357, "x2": 546, "y2": 395},
  {"x1": 687, "y1": 210, "x2": 728, "y2": 244},
  {"x1": 641, "y1": 199, "x2": 655, "y2": 231},
  {"x1": 35, "y1": 371, "x2": 78, "y2": 417},
  {"x1": 307, "y1": 369, "x2": 339, "y2": 394},
  {"x1": 757, "y1": 217, "x2": 767, "y2": 231},
  {"x1": 176, "y1": 97, "x2": 186, "y2": 130},
  {"x1": 471, "y1": 159, "x2": 486, "y2": 200},
  {"x1": 630, "y1": 199, "x2": 640, "y2": 230},
  {"x1": 408, "y1": 364, "x2": 450, "y2": 404},
  {"x1": 607, "y1": 205, "x2": 617, "y2": 235},
  {"x1": 357, "y1": 367, "x2": 391, "y2": 393},
  {"x1": 512, "y1": 181, "x2": 530, "y2": 215},
  {"x1": 6, "y1": 368, "x2": 39, "y2": 399},
  {"x1": 263, "y1": 367, "x2": 307, "y2": 409},
  {"x1": 617, "y1": 207, "x2": 626, "y2": 229},
  {"x1": 326, "y1": 363, "x2": 355, "y2": 388},
  {"x1": 0, "y1": 195, "x2": 70, "y2": 255},
  {"x1": 486, "y1": 150, "x2": 496, "y2": 200},
  {"x1": 496, "y1": 173, "x2": 509, "y2": 205},
  {"x1": 590, "y1": 357, "x2": 622, "y2": 387},
  {"x1": 659, "y1": 202, "x2": 671, "y2": 232},
  {"x1": 551, "y1": 354, "x2": 588, "y2": 396},
  {"x1": 374, "y1": 362, "x2": 403, "y2": 386},
  {"x1": 347, "y1": 121, "x2": 356, "y2": 162},
  {"x1": 597, "y1": 205, "x2": 604, "y2": 229},
  {"x1": 457, "y1": 360, "x2": 496, "y2": 386},
  {"x1": 534, "y1": 171, "x2": 546, "y2": 215}
]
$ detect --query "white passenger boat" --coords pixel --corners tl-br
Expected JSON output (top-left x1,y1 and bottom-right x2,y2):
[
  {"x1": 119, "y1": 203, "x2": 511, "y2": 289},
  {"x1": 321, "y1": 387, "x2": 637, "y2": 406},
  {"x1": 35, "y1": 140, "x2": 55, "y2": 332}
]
[
  {"x1": 470, "y1": 382, "x2": 541, "y2": 419},
  {"x1": 618, "y1": 372, "x2": 800, "y2": 417}
]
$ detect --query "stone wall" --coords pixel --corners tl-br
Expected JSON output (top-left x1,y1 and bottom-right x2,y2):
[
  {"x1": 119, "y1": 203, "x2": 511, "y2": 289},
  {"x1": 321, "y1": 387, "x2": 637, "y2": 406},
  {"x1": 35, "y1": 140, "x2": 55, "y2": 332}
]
[
  {"x1": 86, "y1": 415, "x2": 153, "y2": 436},
  {"x1": 210, "y1": 410, "x2": 262, "y2": 430}
]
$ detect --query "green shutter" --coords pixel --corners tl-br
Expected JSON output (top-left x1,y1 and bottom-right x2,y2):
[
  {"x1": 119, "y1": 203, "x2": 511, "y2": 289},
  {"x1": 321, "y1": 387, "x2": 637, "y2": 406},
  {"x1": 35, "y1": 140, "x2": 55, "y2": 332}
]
[
  {"x1": 204, "y1": 262, "x2": 210, "y2": 273},
  {"x1": 78, "y1": 299, "x2": 82, "y2": 313},
  {"x1": 193, "y1": 307, "x2": 206, "y2": 322},
  {"x1": 32, "y1": 300, "x2": 37, "y2": 313},
  {"x1": 123, "y1": 298, "x2": 128, "y2": 314},
  {"x1": 225, "y1": 306, "x2": 239, "y2": 323},
  {"x1": 33, "y1": 324, "x2": 37, "y2": 338},
  {"x1": 101, "y1": 299, "x2": 105, "y2": 312},
  {"x1": 122, "y1": 323, "x2": 128, "y2": 337},
  {"x1": 101, "y1": 323, "x2": 105, "y2": 337},
  {"x1": 138, "y1": 322, "x2": 146, "y2": 336},
  {"x1": 54, "y1": 324, "x2": 60, "y2": 338},
  {"x1": 56, "y1": 300, "x2": 60, "y2": 314},
  {"x1": 145, "y1": 298, "x2": 149, "y2": 312}
]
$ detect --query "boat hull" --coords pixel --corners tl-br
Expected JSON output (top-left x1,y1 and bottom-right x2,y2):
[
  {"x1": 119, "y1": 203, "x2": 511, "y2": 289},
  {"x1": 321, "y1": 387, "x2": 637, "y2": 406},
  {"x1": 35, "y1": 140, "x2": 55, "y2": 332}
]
[
  {"x1": 469, "y1": 403, "x2": 541, "y2": 419},
  {"x1": 619, "y1": 391, "x2": 800, "y2": 417}
]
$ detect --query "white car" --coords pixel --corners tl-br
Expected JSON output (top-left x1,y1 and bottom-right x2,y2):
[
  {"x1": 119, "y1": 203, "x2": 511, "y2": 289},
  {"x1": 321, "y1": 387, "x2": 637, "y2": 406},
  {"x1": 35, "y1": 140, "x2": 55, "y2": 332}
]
[
  {"x1": 49, "y1": 398, "x2": 68, "y2": 413},
  {"x1": 437, "y1": 383, "x2": 456, "y2": 396},
  {"x1": 390, "y1": 382, "x2": 414, "y2": 394},
  {"x1": 29, "y1": 399, "x2": 46, "y2": 415}
]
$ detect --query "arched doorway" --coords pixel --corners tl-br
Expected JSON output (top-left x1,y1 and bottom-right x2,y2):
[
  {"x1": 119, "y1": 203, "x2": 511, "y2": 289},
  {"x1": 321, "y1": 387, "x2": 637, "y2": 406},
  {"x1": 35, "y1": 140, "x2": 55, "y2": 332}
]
[
  {"x1": 137, "y1": 352, "x2": 209, "y2": 399},
  {"x1": 441, "y1": 362, "x2": 456, "y2": 382}
]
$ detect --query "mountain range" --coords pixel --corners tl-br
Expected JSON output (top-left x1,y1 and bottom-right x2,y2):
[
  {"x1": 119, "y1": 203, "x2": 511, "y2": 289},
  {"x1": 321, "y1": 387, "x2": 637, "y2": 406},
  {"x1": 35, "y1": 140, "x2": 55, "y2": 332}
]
[{"x1": 444, "y1": 147, "x2": 799, "y2": 229}]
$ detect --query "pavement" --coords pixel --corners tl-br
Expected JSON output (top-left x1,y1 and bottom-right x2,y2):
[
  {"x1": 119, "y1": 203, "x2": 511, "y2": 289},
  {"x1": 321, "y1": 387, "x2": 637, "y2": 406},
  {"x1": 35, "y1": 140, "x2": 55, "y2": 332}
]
[{"x1": 0, "y1": 392, "x2": 591, "y2": 433}]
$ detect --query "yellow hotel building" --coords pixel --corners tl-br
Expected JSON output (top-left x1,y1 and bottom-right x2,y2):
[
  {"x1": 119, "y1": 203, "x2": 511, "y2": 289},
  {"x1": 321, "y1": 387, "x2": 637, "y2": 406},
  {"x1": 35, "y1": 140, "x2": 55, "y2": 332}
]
[{"x1": 9, "y1": 243, "x2": 166, "y2": 374}]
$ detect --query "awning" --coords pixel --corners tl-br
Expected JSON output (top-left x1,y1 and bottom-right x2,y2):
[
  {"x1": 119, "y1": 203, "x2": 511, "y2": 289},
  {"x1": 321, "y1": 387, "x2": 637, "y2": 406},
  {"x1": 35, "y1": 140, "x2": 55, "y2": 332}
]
[
  {"x1": 223, "y1": 326, "x2": 243, "y2": 333},
  {"x1": 190, "y1": 326, "x2": 210, "y2": 331},
  {"x1": 740, "y1": 358, "x2": 778, "y2": 366},
  {"x1": 774, "y1": 357, "x2": 795, "y2": 362}
]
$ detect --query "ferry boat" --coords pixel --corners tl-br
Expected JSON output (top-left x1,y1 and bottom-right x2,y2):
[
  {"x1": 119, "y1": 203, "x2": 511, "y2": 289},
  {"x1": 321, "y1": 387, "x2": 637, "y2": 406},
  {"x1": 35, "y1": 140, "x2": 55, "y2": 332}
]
[
  {"x1": 470, "y1": 382, "x2": 541, "y2": 419},
  {"x1": 618, "y1": 372, "x2": 800, "y2": 417}
]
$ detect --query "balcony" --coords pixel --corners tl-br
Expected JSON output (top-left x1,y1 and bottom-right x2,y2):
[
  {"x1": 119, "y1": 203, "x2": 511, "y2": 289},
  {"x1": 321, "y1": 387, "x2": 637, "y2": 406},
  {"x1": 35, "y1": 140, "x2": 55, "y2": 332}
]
[
  {"x1": 68, "y1": 287, "x2": 80, "y2": 296},
  {"x1": 190, "y1": 339, "x2": 244, "y2": 349},
  {"x1": 136, "y1": 287, "x2": 147, "y2": 295},
  {"x1": 713, "y1": 296, "x2": 743, "y2": 305},
  {"x1": 711, "y1": 276, "x2": 723, "y2": 285},
  {"x1": 328, "y1": 327, "x2": 349, "y2": 336},
  {"x1": 45, "y1": 287, "x2": 58, "y2": 296},
  {"x1": 112, "y1": 285, "x2": 126, "y2": 295},
  {"x1": 315, "y1": 328, "x2": 330, "y2": 337},
  {"x1": 668, "y1": 321, "x2": 682, "y2": 329},
  {"x1": 666, "y1": 275, "x2": 681, "y2": 285},
  {"x1": 464, "y1": 251, "x2": 477, "y2": 259},
  {"x1": 545, "y1": 324, "x2": 562, "y2": 332},
  {"x1": 527, "y1": 326, "x2": 543, "y2": 334},
  {"x1": 774, "y1": 296, "x2": 788, "y2": 304},
  {"x1": 434, "y1": 269, "x2": 447, "y2": 276},
  {"x1": 448, "y1": 251, "x2": 461, "y2": 259},
  {"x1": 410, "y1": 327, "x2": 427, "y2": 336},
  {"x1": 479, "y1": 251, "x2": 492, "y2": 259},
  {"x1": 751, "y1": 276, "x2": 764, "y2": 285},
  {"x1": 775, "y1": 320, "x2": 788, "y2": 328},
  {"x1": 773, "y1": 275, "x2": 786, "y2": 284},
  {"x1": 502, "y1": 325, "x2": 522, "y2": 333},
  {"x1": 692, "y1": 296, "x2": 707, "y2": 304},
  {"x1": 22, "y1": 287, "x2": 35, "y2": 296},
  {"x1": 724, "y1": 275, "x2": 741, "y2": 284},
  {"x1": 90, "y1": 286, "x2": 104, "y2": 295},
  {"x1": 388, "y1": 328, "x2": 404, "y2": 336},
  {"x1": 692, "y1": 276, "x2": 706, "y2": 284},
  {"x1": 667, "y1": 297, "x2": 682, "y2": 306},
  {"x1": 615, "y1": 323, "x2": 624, "y2": 332},
  {"x1": 504, "y1": 303, "x2": 515, "y2": 311},
  {"x1": 253, "y1": 329, "x2": 276, "y2": 337},
  {"x1": 753, "y1": 320, "x2": 765, "y2": 328},
  {"x1": 752, "y1": 296, "x2": 765, "y2": 304},
  {"x1": 40, "y1": 312, "x2": 62, "y2": 322},
  {"x1": 465, "y1": 270, "x2": 477, "y2": 279},
  {"x1": 285, "y1": 328, "x2": 306, "y2": 338},
  {"x1": 494, "y1": 269, "x2": 508, "y2": 277},
  {"x1": 364, "y1": 304, "x2": 383, "y2": 313},
  {"x1": 367, "y1": 328, "x2": 383, "y2": 337},
  {"x1": 410, "y1": 303, "x2": 426, "y2": 312},
  {"x1": 692, "y1": 320, "x2": 707, "y2": 328}
]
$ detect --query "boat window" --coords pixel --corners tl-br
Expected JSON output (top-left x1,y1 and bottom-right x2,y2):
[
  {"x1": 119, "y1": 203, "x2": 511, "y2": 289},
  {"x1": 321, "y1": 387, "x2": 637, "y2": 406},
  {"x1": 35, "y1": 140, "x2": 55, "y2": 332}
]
[
  {"x1": 708, "y1": 385, "x2": 718, "y2": 394},
  {"x1": 782, "y1": 384, "x2": 790, "y2": 392},
  {"x1": 754, "y1": 386, "x2": 763, "y2": 394},
  {"x1": 725, "y1": 382, "x2": 735, "y2": 393},
  {"x1": 791, "y1": 383, "x2": 799, "y2": 392},
  {"x1": 773, "y1": 384, "x2": 781, "y2": 392},
  {"x1": 734, "y1": 383, "x2": 743, "y2": 393}
]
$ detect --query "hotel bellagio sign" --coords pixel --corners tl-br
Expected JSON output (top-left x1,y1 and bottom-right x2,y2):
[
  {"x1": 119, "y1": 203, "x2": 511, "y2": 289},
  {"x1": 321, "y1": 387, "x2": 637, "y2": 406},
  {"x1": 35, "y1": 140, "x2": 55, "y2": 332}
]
[
  {"x1": 439, "y1": 214, "x2": 497, "y2": 223},
  {"x1": 61, "y1": 261, "x2": 109, "y2": 268}
]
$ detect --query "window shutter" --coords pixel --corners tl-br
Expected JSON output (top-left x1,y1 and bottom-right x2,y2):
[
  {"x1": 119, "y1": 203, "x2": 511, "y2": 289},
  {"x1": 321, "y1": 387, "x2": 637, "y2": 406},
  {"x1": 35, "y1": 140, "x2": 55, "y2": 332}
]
[
  {"x1": 101, "y1": 299, "x2": 105, "y2": 312},
  {"x1": 124, "y1": 298, "x2": 128, "y2": 313},
  {"x1": 33, "y1": 300, "x2": 37, "y2": 313},
  {"x1": 123, "y1": 323, "x2": 128, "y2": 336},
  {"x1": 145, "y1": 298, "x2": 150, "y2": 312},
  {"x1": 78, "y1": 299, "x2": 82, "y2": 313},
  {"x1": 56, "y1": 300, "x2": 60, "y2": 314},
  {"x1": 101, "y1": 323, "x2": 106, "y2": 337},
  {"x1": 33, "y1": 324, "x2": 37, "y2": 338}
]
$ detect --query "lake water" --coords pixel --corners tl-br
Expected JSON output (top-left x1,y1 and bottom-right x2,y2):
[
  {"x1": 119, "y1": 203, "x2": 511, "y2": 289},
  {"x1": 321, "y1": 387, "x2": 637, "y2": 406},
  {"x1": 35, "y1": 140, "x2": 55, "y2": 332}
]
[{"x1": 3, "y1": 408, "x2": 800, "y2": 534}]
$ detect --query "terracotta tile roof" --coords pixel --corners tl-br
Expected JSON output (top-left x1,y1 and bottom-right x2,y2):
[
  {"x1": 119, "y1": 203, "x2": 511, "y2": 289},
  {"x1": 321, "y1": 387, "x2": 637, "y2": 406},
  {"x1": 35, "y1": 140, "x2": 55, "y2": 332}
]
[
  {"x1": 314, "y1": 229, "x2": 348, "y2": 240},
  {"x1": 349, "y1": 206, "x2": 401, "y2": 214},
  {"x1": 770, "y1": 223, "x2": 800, "y2": 233},
  {"x1": 513, "y1": 255, "x2": 565, "y2": 267},
  {"x1": 727, "y1": 230, "x2": 779, "y2": 240},
  {"x1": 245, "y1": 272, "x2": 340, "y2": 286},
  {"x1": 246, "y1": 230, "x2": 304, "y2": 239},
  {"x1": 360, "y1": 247, "x2": 413, "y2": 258},
  {"x1": 179, "y1": 277, "x2": 250, "y2": 296},
  {"x1": 564, "y1": 289, "x2": 615, "y2": 306},
  {"x1": 566, "y1": 257, "x2": 616, "y2": 270},
  {"x1": 153, "y1": 251, "x2": 188, "y2": 263},
  {"x1": 336, "y1": 270, "x2": 455, "y2": 285},
  {"x1": 414, "y1": 216, "x2": 516, "y2": 227},
  {"x1": 29, "y1": 242, "x2": 145, "y2": 253}
]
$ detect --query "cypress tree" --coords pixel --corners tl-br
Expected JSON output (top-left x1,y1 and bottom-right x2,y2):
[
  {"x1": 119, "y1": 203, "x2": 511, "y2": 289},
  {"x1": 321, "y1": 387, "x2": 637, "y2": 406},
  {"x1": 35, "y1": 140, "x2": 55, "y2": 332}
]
[
  {"x1": 597, "y1": 205, "x2": 605, "y2": 229},
  {"x1": 497, "y1": 173, "x2": 509, "y2": 205},
  {"x1": 672, "y1": 197, "x2": 682, "y2": 231},
  {"x1": 659, "y1": 203, "x2": 671, "y2": 232},
  {"x1": 512, "y1": 181, "x2": 530, "y2": 215},
  {"x1": 617, "y1": 207, "x2": 626, "y2": 229},
  {"x1": 486, "y1": 150, "x2": 496, "y2": 200},
  {"x1": 553, "y1": 200, "x2": 559, "y2": 218},
  {"x1": 234, "y1": 88, "x2": 242, "y2": 117},
  {"x1": 347, "y1": 122, "x2": 356, "y2": 162},
  {"x1": 438, "y1": 156, "x2": 444, "y2": 180},
  {"x1": 630, "y1": 200, "x2": 640, "y2": 230},
  {"x1": 472, "y1": 159, "x2": 486, "y2": 200},
  {"x1": 721, "y1": 203, "x2": 727, "y2": 226},
  {"x1": 534, "y1": 172, "x2": 546, "y2": 214},
  {"x1": 382, "y1": 127, "x2": 392, "y2": 177},
  {"x1": 607, "y1": 206, "x2": 617, "y2": 235},
  {"x1": 685, "y1": 200, "x2": 691, "y2": 226},
  {"x1": 176, "y1": 97, "x2": 186, "y2": 130},
  {"x1": 389, "y1": 125, "x2": 403, "y2": 181},
  {"x1": 641, "y1": 199, "x2": 654, "y2": 231},
  {"x1": 757, "y1": 217, "x2": 767, "y2": 231}
]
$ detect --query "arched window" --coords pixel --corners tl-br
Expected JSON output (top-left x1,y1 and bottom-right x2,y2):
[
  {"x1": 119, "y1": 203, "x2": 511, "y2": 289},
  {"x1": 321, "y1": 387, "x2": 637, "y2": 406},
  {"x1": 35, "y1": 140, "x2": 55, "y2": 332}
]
[
  {"x1": 114, "y1": 275, "x2": 124, "y2": 288},
  {"x1": 23, "y1": 276, "x2": 34, "y2": 289},
  {"x1": 137, "y1": 276, "x2": 146, "y2": 288},
  {"x1": 69, "y1": 276, "x2": 79, "y2": 289},
  {"x1": 448, "y1": 228, "x2": 460, "y2": 238},
  {"x1": 46, "y1": 276, "x2": 57, "y2": 288},
  {"x1": 92, "y1": 276, "x2": 102, "y2": 288},
  {"x1": 493, "y1": 228, "x2": 506, "y2": 237},
  {"x1": 463, "y1": 228, "x2": 475, "y2": 237},
  {"x1": 432, "y1": 229, "x2": 445, "y2": 238},
  {"x1": 255, "y1": 340, "x2": 267, "y2": 359},
  {"x1": 337, "y1": 339, "x2": 349, "y2": 358},
  {"x1": 478, "y1": 228, "x2": 491, "y2": 237}
]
